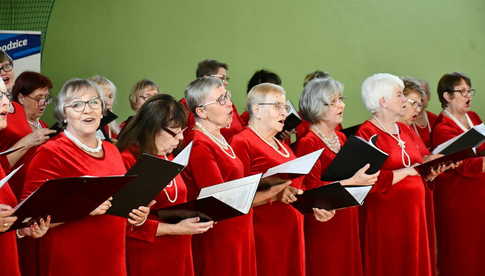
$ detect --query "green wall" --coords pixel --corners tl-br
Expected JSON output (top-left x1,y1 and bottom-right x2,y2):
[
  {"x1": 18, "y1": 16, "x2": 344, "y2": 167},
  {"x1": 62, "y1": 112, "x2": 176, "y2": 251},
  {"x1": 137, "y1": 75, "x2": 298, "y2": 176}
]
[{"x1": 39, "y1": 0, "x2": 485, "y2": 125}]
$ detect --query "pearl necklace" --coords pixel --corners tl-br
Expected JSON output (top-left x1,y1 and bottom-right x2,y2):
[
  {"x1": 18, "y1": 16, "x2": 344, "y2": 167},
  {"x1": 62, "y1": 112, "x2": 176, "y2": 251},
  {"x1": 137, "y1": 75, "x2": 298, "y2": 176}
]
[
  {"x1": 373, "y1": 117, "x2": 411, "y2": 168},
  {"x1": 443, "y1": 109, "x2": 474, "y2": 132},
  {"x1": 249, "y1": 126, "x2": 290, "y2": 158},
  {"x1": 195, "y1": 121, "x2": 236, "y2": 159},
  {"x1": 28, "y1": 119, "x2": 42, "y2": 129},
  {"x1": 162, "y1": 155, "x2": 178, "y2": 203},
  {"x1": 64, "y1": 130, "x2": 103, "y2": 153},
  {"x1": 311, "y1": 126, "x2": 340, "y2": 153}
]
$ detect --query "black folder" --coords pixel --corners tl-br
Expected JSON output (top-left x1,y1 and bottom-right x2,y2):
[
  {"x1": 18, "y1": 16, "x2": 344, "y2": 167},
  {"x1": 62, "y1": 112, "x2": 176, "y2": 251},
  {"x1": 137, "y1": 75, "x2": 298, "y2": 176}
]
[
  {"x1": 322, "y1": 134, "x2": 388, "y2": 181},
  {"x1": 257, "y1": 176, "x2": 288, "y2": 191},
  {"x1": 341, "y1": 124, "x2": 361, "y2": 138},
  {"x1": 11, "y1": 175, "x2": 136, "y2": 229},
  {"x1": 276, "y1": 100, "x2": 302, "y2": 140},
  {"x1": 415, "y1": 147, "x2": 476, "y2": 176},
  {"x1": 107, "y1": 153, "x2": 185, "y2": 218},
  {"x1": 292, "y1": 182, "x2": 372, "y2": 212},
  {"x1": 48, "y1": 122, "x2": 64, "y2": 138},
  {"x1": 432, "y1": 124, "x2": 485, "y2": 155}
]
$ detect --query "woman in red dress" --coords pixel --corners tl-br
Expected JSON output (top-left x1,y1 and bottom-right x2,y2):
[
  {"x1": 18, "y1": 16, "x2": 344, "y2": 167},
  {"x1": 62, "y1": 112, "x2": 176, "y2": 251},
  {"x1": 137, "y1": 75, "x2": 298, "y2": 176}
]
[
  {"x1": 21, "y1": 79, "x2": 150, "y2": 276},
  {"x1": 89, "y1": 75, "x2": 121, "y2": 142},
  {"x1": 119, "y1": 79, "x2": 160, "y2": 131},
  {"x1": 117, "y1": 94, "x2": 213, "y2": 276},
  {"x1": 294, "y1": 77, "x2": 378, "y2": 276},
  {"x1": 182, "y1": 76, "x2": 257, "y2": 276},
  {"x1": 431, "y1": 72, "x2": 485, "y2": 276},
  {"x1": 231, "y1": 83, "x2": 335, "y2": 276},
  {"x1": 0, "y1": 71, "x2": 56, "y2": 198},
  {"x1": 357, "y1": 73, "x2": 433, "y2": 276},
  {"x1": 0, "y1": 82, "x2": 50, "y2": 276}
]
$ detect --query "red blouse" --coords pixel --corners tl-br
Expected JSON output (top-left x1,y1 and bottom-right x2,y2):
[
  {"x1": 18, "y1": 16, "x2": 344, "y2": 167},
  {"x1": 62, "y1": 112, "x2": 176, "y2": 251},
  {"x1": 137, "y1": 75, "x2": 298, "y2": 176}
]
[
  {"x1": 0, "y1": 168, "x2": 21, "y2": 276},
  {"x1": 231, "y1": 127, "x2": 305, "y2": 276},
  {"x1": 121, "y1": 148, "x2": 194, "y2": 276},
  {"x1": 0, "y1": 102, "x2": 47, "y2": 198},
  {"x1": 356, "y1": 121, "x2": 431, "y2": 276},
  {"x1": 294, "y1": 130, "x2": 363, "y2": 276},
  {"x1": 22, "y1": 133, "x2": 128, "y2": 276},
  {"x1": 182, "y1": 129, "x2": 257, "y2": 276},
  {"x1": 430, "y1": 111, "x2": 485, "y2": 276},
  {"x1": 413, "y1": 111, "x2": 438, "y2": 149}
]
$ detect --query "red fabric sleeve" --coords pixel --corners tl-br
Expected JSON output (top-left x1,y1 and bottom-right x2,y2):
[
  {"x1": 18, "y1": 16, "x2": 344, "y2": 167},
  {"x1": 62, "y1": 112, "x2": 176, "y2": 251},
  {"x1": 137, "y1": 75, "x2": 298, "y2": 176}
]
[{"x1": 126, "y1": 218, "x2": 159, "y2": 243}]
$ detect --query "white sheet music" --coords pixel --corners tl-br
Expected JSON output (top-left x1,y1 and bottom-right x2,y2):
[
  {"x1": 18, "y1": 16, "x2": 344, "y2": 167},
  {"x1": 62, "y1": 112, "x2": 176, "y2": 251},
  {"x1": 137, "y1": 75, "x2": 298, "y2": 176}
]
[
  {"x1": 262, "y1": 149, "x2": 323, "y2": 178},
  {"x1": 345, "y1": 185, "x2": 372, "y2": 205},
  {"x1": 287, "y1": 100, "x2": 301, "y2": 119},
  {"x1": 432, "y1": 123, "x2": 485, "y2": 154},
  {"x1": 0, "y1": 164, "x2": 24, "y2": 189},
  {"x1": 0, "y1": 146, "x2": 23, "y2": 156},
  {"x1": 172, "y1": 142, "x2": 193, "y2": 166},
  {"x1": 197, "y1": 173, "x2": 262, "y2": 214}
]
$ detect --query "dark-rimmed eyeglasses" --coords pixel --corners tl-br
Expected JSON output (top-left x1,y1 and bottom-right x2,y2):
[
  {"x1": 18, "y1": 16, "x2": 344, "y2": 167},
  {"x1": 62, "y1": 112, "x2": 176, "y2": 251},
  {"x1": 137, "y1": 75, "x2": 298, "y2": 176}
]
[
  {"x1": 0, "y1": 62, "x2": 13, "y2": 73},
  {"x1": 257, "y1": 102, "x2": 291, "y2": 113},
  {"x1": 64, "y1": 97, "x2": 102, "y2": 112},
  {"x1": 197, "y1": 90, "x2": 232, "y2": 108},
  {"x1": 26, "y1": 95, "x2": 52, "y2": 106},
  {"x1": 450, "y1": 88, "x2": 475, "y2": 97},
  {"x1": 162, "y1": 127, "x2": 187, "y2": 138}
]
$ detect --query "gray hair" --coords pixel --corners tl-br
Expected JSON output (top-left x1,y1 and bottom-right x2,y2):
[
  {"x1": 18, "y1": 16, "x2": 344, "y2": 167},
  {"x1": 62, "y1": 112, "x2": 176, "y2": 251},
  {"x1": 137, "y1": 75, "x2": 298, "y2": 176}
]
[
  {"x1": 89, "y1": 75, "x2": 117, "y2": 103},
  {"x1": 184, "y1": 77, "x2": 223, "y2": 115},
  {"x1": 55, "y1": 78, "x2": 104, "y2": 123},
  {"x1": 361, "y1": 73, "x2": 404, "y2": 114},
  {"x1": 247, "y1": 83, "x2": 286, "y2": 117},
  {"x1": 299, "y1": 77, "x2": 343, "y2": 124}
]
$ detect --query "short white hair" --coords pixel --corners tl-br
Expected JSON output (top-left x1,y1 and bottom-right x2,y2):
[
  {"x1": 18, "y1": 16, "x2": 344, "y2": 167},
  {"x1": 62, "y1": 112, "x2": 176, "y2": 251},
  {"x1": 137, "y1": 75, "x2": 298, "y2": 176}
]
[
  {"x1": 361, "y1": 73, "x2": 404, "y2": 113},
  {"x1": 247, "y1": 83, "x2": 286, "y2": 117}
]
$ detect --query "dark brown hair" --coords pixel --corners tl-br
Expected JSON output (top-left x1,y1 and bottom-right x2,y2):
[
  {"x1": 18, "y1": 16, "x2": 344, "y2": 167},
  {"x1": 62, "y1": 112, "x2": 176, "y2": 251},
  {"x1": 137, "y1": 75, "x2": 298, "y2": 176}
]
[
  {"x1": 196, "y1": 59, "x2": 228, "y2": 78},
  {"x1": 117, "y1": 94, "x2": 187, "y2": 155},
  {"x1": 437, "y1": 72, "x2": 471, "y2": 108},
  {"x1": 11, "y1": 71, "x2": 53, "y2": 102}
]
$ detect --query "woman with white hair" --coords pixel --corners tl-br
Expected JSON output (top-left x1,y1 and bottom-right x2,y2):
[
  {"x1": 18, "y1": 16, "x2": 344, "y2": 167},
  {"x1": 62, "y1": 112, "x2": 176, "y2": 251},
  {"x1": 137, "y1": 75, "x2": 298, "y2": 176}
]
[
  {"x1": 89, "y1": 75, "x2": 121, "y2": 141},
  {"x1": 231, "y1": 83, "x2": 335, "y2": 276},
  {"x1": 181, "y1": 76, "x2": 257, "y2": 276},
  {"x1": 294, "y1": 77, "x2": 379, "y2": 276},
  {"x1": 21, "y1": 78, "x2": 151, "y2": 276},
  {"x1": 356, "y1": 73, "x2": 433, "y2": 276}
]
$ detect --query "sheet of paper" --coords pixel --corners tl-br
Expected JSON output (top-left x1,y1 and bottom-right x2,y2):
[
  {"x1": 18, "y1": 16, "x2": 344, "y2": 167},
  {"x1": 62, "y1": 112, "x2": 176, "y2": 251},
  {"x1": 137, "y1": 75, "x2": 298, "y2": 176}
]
[
  {"x1": 262, "y1": 149, "x2": 323, "y2": 178},
  {"x1": 345, "y1": 185, "x2": 372, "y2": 205},
  {"x1": 287, "y1": 100, "x2": 301, "y2": 119},
  {"x1": 172, "y1": 142, "x2": 192, "y2": 166},
  {"x1": 0, "y1": 164, "x2": 23, "y2": 189},
  {"x1": 197, "y1": 173, "x2": 262, "y2": 214},
  {"x1": 0, "y1": 146, "x2": 24, "y2": 156}
]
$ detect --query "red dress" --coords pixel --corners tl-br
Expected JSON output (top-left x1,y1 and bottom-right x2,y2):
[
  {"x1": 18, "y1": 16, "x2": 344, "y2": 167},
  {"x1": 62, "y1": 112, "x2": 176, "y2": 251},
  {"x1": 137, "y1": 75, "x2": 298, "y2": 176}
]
[
  {"x1": 356, "y1": 121, "x2": 431, "y2": 276},
  {"x1": 294, "y1": 130, "x2": 363, "y2": 276},
  {"x1": 430, "y1": 111, "x2": 485, "y2": 276},
  {"x1": 180, "y1": 98, "x2": 244, "y2": 144},
  {"x1": 0, "y1": 168, "x2": 21, "y2": 276},
  {"x1": 240, "y1": 111, "x2": 249, "y2": 126},
  {"x1": 231, "y1": 128, "x2": 306, "y2": 276},
  {"x1": 21, "y1": 133, "x2": 128, "y2": 276},
  {"x1": 181, "y1": 129, "x2": 257, "y2": 276},
  {"x1": 413, "y1": 111, "x2": 438, "y2": 149},
  {"x1": 0, "y1": 102, "x2": 48, "y2": 198},
  {"x1": 121, "y1": 148, "x2": 194, "y2": 276}
]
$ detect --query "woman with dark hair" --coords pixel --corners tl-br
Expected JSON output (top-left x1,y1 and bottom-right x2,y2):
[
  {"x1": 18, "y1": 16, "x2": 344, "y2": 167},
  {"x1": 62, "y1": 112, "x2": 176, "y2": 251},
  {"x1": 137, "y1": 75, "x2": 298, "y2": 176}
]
[
  {"x1": 117, "y1": 94, "x2": 213, "y2": 276},
  {"x1": 0, "y1": 71, "x2": 55, "y2": 198},
  {"x1": 431, "y1": 72, "x2": 485, "y2": 276}
]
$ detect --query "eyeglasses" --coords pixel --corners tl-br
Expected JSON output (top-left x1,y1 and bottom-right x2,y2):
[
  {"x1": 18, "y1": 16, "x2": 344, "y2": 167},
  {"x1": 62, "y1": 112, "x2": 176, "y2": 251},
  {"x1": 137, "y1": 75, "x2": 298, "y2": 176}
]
[
  {"x1": 257, "y1": 102, "x2": 291, "y2": 113},
  {"x1": 406, "y1": 98, "x2": 423, "y2": 109},
  {"x1": 26, "y1": 95, "x2": 52, "y2": 105},
  {"x1": 162, "y1": 127, "x2": 187, "y2": 138},
  {"x1": 450, "y1": 88, "x2": 475, "y2": 97},
  {"x1": 210, "y1": 74, "x2": 230, "y2": 82},
  {"x1": 323, "y1": 96, "x2": 346, "y2": 106},
  {"x1": 64, "y1": 97, "x2": 102, "y2": 112},
  {"x1": 0, "y1": 91, "x2": 11, "y2": 101},
  {"x1": 0, "y1": 62, "x2": 13, "y2": 73},
  {"x1": 197, "y1": 90, "x2": 232, "y2": 108}
]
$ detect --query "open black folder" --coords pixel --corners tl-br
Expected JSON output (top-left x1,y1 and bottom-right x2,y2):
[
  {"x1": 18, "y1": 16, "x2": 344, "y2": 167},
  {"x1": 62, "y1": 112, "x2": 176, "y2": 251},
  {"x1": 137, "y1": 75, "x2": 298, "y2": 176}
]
[
  {"x1": 276, "y1": 100, "x2": 302, "y2": 140},
  {"x1": 292, "y1": 182, "x2": 372, "y2": 212},
  {"x1": 322, "y1": 134, "x2": 388, "y2": 181},
  {"x1": 432, "y1": 123, "x2": 485, "y2": 155},
  {"x1": 414, "y1": 147, "x2": 476, "y2": 176},
  {"x1": 156, "y1": 174, "x2": 261, "y2": 223},
  {"x1": 10, "y1": 175, "x2": 136, "y2": 229},
  {"x1": 108, "y1": 142, "x2": 192, "y2": 218},
  {"x1": 341, "y1": 124, "x2": 361, "y2": 138},
  {"x1": 97, "y1": 110, "x2": 118, "y2": 141}
]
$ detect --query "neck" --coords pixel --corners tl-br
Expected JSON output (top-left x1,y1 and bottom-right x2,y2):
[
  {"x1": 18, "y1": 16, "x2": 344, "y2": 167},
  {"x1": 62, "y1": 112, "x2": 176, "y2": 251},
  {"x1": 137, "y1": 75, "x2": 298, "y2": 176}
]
[
  {"x1": 313, "y1": 120, "x2": 336, "y2": 136},
  {"x1": 196, "y1": 119, "x2": 222, "y2": 137},
  {"x1": 415, "y1": 110, "x2": 427, "y2": 126},
  {"x1": 249, "y1": 121, "x2": 277, "y2": 141},
  {"x1": 445, "y1": 106, "x2": 466, "y2": 119},
  {"x1": 66, "y1": 126, "x2": 98, "y2": 147},
  {"x1": 373, "y1": 112, "x2": 398, "y2": 133}
]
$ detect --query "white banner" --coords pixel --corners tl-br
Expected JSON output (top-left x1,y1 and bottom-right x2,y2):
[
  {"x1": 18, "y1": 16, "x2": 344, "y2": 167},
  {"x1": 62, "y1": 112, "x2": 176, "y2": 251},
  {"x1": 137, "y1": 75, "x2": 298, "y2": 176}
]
[{"x1": 0, "y1": 30, "x2": 42, "y2": 75}]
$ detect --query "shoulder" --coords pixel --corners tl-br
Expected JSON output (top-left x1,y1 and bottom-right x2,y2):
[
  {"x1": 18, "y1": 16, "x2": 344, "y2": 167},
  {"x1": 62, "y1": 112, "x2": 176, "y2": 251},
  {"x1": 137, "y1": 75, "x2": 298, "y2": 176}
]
[{"x1": 467, "y1": 111, "x2": 483, "y2": 124}]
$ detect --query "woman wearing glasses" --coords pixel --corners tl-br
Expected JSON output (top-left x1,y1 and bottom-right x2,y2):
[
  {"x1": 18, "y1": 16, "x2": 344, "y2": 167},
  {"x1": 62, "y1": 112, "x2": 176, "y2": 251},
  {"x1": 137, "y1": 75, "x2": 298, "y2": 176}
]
[
  {"x1": 21, "y1": 79, "x2": 150, "y2": 276},
  {"x1": 0, "y1": 71, "x2": 56, "y2": 198},
  {"x1": 117, "y1": 94, "x2": 213, "y2": 276},
  {"x1": 0, "y1": 50, "x2": 15, "y2": 92},
  {"x1": 294, "y1": 77, "x2": 378, "y2": 276},
  {"x1": 231, "y1": 83, "x2": 335, "y2": 276},
  {"x1": 431, "y1": 72, "x2": 485, "y2": 276},
  {"x1": 182, "y1": 76, "x2": 257, "y2": 276}
]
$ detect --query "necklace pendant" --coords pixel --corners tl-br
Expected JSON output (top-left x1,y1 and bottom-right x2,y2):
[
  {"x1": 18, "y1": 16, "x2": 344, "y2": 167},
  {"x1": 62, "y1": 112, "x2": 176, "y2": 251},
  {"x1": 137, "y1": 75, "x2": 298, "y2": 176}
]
[{"x1": 398, "y1": 140, "x2": 406, "y2": 149}]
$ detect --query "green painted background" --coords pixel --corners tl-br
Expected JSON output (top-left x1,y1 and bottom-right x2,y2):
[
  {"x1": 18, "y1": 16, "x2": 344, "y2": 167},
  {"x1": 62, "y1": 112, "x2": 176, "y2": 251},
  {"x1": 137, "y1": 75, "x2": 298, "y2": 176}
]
[{"x1": 15, "y1": 0, "x2": 485, "y2": 125}]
